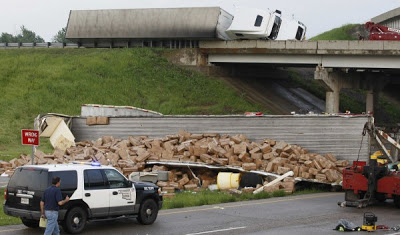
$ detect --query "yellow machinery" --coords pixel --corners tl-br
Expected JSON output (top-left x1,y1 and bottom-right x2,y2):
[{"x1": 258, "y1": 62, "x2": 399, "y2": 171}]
[
  {"x1": 370, "y1": 150, "x2": 389, "y2": 165},
  {"x1": 362, "y1": 212, "x2": 377, "y2": 231}
]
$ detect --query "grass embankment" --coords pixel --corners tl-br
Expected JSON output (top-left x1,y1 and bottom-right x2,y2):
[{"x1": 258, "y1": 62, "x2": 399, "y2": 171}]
[
  {"x1": 0, "y1": 48, "x2": 265, "y2": 161},
  {"x1": 162, "y1": 188, "x2": 325, "y2": 210},
  {"x1": 0, "y1": 189, "x2": 21, "y2": 226},
  {"x1": 310, "y1": 24, "x2": 361, "y2": 40}
]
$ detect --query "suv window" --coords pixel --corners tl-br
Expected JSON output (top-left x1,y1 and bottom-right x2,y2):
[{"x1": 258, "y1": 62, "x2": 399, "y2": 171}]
[
  {"x1": 49, "y1": 171, "x2": 78, "y2": 191},
  {"x1": 104, "y1": 169, "x2": 128, "y2": 189},
  {"x1": 84, "y1": 169, "x2": 107, "y2": 190},
  {"x1": 8, "y1": 167, "x2": 48, "y2": 191}
]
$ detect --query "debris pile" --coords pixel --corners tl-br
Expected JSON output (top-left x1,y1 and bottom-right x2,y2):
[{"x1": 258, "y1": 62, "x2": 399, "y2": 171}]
[{"x1": 1, "y1": 130, "x2": 349, "y2": 194}]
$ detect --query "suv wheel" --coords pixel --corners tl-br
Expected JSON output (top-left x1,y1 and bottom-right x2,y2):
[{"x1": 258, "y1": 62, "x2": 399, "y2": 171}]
[
  {"x1": 63, "y1": 207, "x2": 87, "y2": 234},
  {"x1": 137, "y1": 199, "x2": 158, "y2": 225},
  {"x1": 21, "y1": 218, "x2": 39, "y2": 228}
]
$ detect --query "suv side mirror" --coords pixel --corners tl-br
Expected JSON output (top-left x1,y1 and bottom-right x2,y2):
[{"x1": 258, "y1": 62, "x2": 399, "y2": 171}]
[{"x1": 127, "y1": 180, "x2": 133, "y2": 187}]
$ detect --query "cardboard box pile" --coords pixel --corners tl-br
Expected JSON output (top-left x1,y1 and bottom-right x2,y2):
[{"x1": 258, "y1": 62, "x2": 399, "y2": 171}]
[{"x1": 4, "y1": 131, "x2": 348, "y2": 192}]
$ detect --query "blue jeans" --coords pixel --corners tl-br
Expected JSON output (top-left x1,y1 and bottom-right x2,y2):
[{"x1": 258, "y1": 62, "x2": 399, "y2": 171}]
[{"x1": 44, "y1": 210, "x2": 59, "y2": 235}]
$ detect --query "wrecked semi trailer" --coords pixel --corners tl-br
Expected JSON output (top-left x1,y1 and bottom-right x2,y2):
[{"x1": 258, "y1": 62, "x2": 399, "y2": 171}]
[
  {"x1": 65, "y1": 7, "x2": 234, "y2": 47},
  {"x1": 64, "y1": 105, "x2": 369, "y2": 162}
]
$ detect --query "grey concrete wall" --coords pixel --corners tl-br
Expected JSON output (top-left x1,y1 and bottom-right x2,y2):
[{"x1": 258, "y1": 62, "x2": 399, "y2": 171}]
[{"x1": 71, "y1": 115, "x2": 369, "y2": 161}]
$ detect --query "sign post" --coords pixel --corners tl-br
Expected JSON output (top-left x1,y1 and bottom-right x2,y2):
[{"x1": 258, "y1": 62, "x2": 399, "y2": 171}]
[{"x1": 21, "y1": 129, "x2": 40, "y2": 165}]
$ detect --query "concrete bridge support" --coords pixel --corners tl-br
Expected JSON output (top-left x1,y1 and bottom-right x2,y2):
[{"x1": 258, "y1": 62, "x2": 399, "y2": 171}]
[
  {"x1": 314, "y1": 67, "x2": 361, "y2": 114},
  {"x1": 362, "y1": 73, "x2": 389, "y2": 115},
  {"x1": 366, "y1": 90, "x2": 374, "y2": 114},
  {"x1": 315, "y1": 67, "x2": 389, "y2": 114}
]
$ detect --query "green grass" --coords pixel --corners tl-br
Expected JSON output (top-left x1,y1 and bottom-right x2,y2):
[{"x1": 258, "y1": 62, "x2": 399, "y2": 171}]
[
  {"x1": 0, "y1": 48, "x2": 265, "y2": 160},
  {"x1": 0, "y1": 189, "x2": 21, "y2": 226},
  {"x1": 162, "y1": 189, "x2": 324, "y2": 210},
  {"x1": 310, "y1": 24, "x2": 360, "y2": 40},
  {"x1": 380, "y1": 96, "x2": 400, "y2": 124}
]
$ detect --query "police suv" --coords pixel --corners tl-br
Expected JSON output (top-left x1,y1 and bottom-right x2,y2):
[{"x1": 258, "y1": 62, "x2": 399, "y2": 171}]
[{"x1": 3, "y1": 162, "x2": 162, "y2": 234}]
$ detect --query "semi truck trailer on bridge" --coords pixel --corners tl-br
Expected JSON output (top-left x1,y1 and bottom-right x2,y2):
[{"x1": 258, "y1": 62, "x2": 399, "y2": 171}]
[{"x1": 65, "y1": 7, "x2": 306, "y2": 48}]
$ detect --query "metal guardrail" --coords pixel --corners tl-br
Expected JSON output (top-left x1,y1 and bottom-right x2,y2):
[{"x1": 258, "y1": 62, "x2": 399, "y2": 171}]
[
  {"x1": 0, "y1": 40, "x2": 199, "y2": 49},
  {"x1": 0, "y1": 42, "x2": 80, "y2": 49}
]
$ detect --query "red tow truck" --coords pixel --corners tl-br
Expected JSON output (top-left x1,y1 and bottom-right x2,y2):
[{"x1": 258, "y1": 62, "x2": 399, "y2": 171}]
[
  {"x1": 365, "y1": 21, "x2": 400, "y2": 40},
  {"x1": 340, "y1": 117, "x2": 400, "y2": 208}
]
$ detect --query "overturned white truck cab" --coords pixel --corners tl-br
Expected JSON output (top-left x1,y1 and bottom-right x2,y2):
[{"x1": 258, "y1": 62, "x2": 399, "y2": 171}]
[{"x1": 226, "y1": 7, "x2": 306, "y2": 41}]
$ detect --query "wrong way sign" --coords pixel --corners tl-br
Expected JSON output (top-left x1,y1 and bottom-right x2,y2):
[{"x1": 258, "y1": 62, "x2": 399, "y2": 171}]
[{"x1": 21, "y1": 129, "x2": 40, "y2": 146}]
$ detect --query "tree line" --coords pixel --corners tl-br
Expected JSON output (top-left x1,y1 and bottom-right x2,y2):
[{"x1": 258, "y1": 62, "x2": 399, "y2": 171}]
[{"x1": 0, "y1": 26, "x2": 71, "y2": 43}]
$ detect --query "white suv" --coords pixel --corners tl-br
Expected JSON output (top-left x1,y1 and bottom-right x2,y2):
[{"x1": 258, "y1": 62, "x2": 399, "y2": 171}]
[{"x1": 4, "y1": 163, "x2": 162, "y2": 234}]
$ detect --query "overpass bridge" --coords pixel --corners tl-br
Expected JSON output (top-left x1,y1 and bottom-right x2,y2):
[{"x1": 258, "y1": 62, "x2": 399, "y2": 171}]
[{"x1": 177, "y1": 40, "x2": 400, "y2": 114}]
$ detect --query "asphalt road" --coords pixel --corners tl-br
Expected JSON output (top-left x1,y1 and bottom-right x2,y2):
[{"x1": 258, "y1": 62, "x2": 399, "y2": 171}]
[{"x1": 2, "y1": 192, "x2": 400, "y2": 235}]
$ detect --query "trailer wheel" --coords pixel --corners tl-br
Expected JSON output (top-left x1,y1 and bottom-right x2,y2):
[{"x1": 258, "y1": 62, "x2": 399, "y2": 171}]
[{"x1": 345, "y1": 190, "x2": 360, "y2": 202}]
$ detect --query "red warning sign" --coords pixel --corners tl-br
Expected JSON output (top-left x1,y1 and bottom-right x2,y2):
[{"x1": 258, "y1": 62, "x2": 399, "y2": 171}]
[{"x1": 21, "y1": 129, "x2": 39, "y2": 146}]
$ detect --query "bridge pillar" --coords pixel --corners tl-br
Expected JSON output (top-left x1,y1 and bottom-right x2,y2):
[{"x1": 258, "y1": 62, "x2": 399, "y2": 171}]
[
  {"x1": 362, "y1": 73, "x2": 390, "y2": 115},
  {"x1": 325, "y1": 91, "x2": 340, "y2": 114},
  {"x1": 366, "y1": 90, "x2": 374, "y2": 113},
  {"x1": 314, "y1": 67, "x2": 360, "y2": 114}
]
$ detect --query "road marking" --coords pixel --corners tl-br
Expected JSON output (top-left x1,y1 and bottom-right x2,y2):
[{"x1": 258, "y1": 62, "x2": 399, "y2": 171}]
[
  {"x1": 0, "y1": 228, "x2": 26, "y2": 233},
  {"x1": 387, "y1": 232, "x2": 400, "y2": 235},
  {"x1": 186, "y1": 226, "x2": 246, "y2": 235},
  {"x1": 0, "y1": 193, "x2": 338, "y2": 233},
  {"x1": 159, "y1": 193, "x2": 338, "y2": 216}
]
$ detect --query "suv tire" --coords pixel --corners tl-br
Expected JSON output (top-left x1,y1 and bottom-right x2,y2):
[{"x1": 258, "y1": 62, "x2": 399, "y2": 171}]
[
  {"x1": 63, "y1": 207, "x2": 87, "y2": 234},
  {"x1": 21, "y1": 218, "x2": 39, "y2": 228},
  {"x1": 137, "y1": 199, "x2": 158, "y2": 225}
]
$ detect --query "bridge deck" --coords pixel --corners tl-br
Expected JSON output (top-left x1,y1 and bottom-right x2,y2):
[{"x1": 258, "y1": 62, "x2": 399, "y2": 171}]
[{"x1": 200, "y1": 40, "x2": 400, "y2": 69}]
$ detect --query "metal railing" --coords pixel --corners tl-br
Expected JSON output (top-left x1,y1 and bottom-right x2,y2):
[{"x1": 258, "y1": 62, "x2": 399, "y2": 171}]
[
  {"x1": 0, "y1": 42, "x2": 79, "y2": 49},
  {"x1": 0, "y1": 40, "x2": 200, "y2": 49}
]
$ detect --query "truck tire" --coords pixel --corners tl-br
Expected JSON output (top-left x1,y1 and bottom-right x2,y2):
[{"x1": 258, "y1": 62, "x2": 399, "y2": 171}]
[
  {"x1": 63, "y1": 207, "x2": 87, "y2": 234},
  {"x1": 375, "y1": 193, "x2": 386, "y2": 202},
  {"x1": 137, "y1": 199, "x2": 158, "y2": 225},
  {"x1": 394, "y1": 196, "x2": 400, "y2": 208},
  {"x1": 345, "y1": 190, "x2": 360, "y2": 202},
  {"x1": 21, "y1": 218, "x2": 39, "y2": 228}
]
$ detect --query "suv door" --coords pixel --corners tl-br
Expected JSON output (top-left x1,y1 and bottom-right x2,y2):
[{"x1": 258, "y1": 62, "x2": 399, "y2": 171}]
[
  {"x1": 103, "y1": 169, "x2": 136, "y2": 216},
  {"x1": 83, "y1": 169, "x2": 110, "y2": 217},
  {"x1": 48, "y1": 171, "x2": 78, "y2": 200},
  {"x1": 5, "y1": 167, "x2": 48, "y2": 213}
]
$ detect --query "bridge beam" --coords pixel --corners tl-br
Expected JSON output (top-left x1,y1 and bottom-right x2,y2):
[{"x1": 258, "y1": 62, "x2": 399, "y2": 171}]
[{"x1": 314, "y1": 67, "x2": 360, "y2": 114}]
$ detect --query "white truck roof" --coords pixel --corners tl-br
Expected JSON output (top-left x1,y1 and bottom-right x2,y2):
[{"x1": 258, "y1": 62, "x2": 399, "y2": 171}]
[{"x1": 19, "y1": 163, "x2": 115, "y2": 171}]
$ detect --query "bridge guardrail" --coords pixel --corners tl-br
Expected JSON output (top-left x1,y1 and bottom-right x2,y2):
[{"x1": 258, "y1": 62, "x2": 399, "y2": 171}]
[{"x1": 0, "y1": 42, "x2": 80, "y2": 49}]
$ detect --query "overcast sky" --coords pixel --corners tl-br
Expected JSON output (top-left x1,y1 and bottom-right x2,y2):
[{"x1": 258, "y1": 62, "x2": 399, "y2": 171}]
[{"x1": 1, "y1": 0, "x2": 399, "y2": 41}]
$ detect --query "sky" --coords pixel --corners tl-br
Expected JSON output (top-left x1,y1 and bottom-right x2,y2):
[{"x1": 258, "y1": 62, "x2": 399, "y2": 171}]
[{"x1": 0, "y1": 0, "x2": 400, "y2": 41}]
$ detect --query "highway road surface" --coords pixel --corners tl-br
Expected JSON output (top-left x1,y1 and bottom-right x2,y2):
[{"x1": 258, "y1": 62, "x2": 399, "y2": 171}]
[{"x1": 2, "y1": 192, "x2": 400, "y2": 235}]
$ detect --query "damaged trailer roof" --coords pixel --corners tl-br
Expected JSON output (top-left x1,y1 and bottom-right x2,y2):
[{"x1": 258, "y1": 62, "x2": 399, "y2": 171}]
[{"x1": 145, "y1": 161, "x2": 341, "y2": 186}]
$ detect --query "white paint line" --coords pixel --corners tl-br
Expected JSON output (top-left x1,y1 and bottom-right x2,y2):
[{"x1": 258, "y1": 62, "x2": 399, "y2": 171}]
[
  {"x1": 386, "y1": 232, "x2": 400, "y2": 235},
  {"x1": 186, "y1": 226, "x2": 246, "y2": 235},
  {"x1": 0, "y1": 228, "x2": 27, "y2": 233}
]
